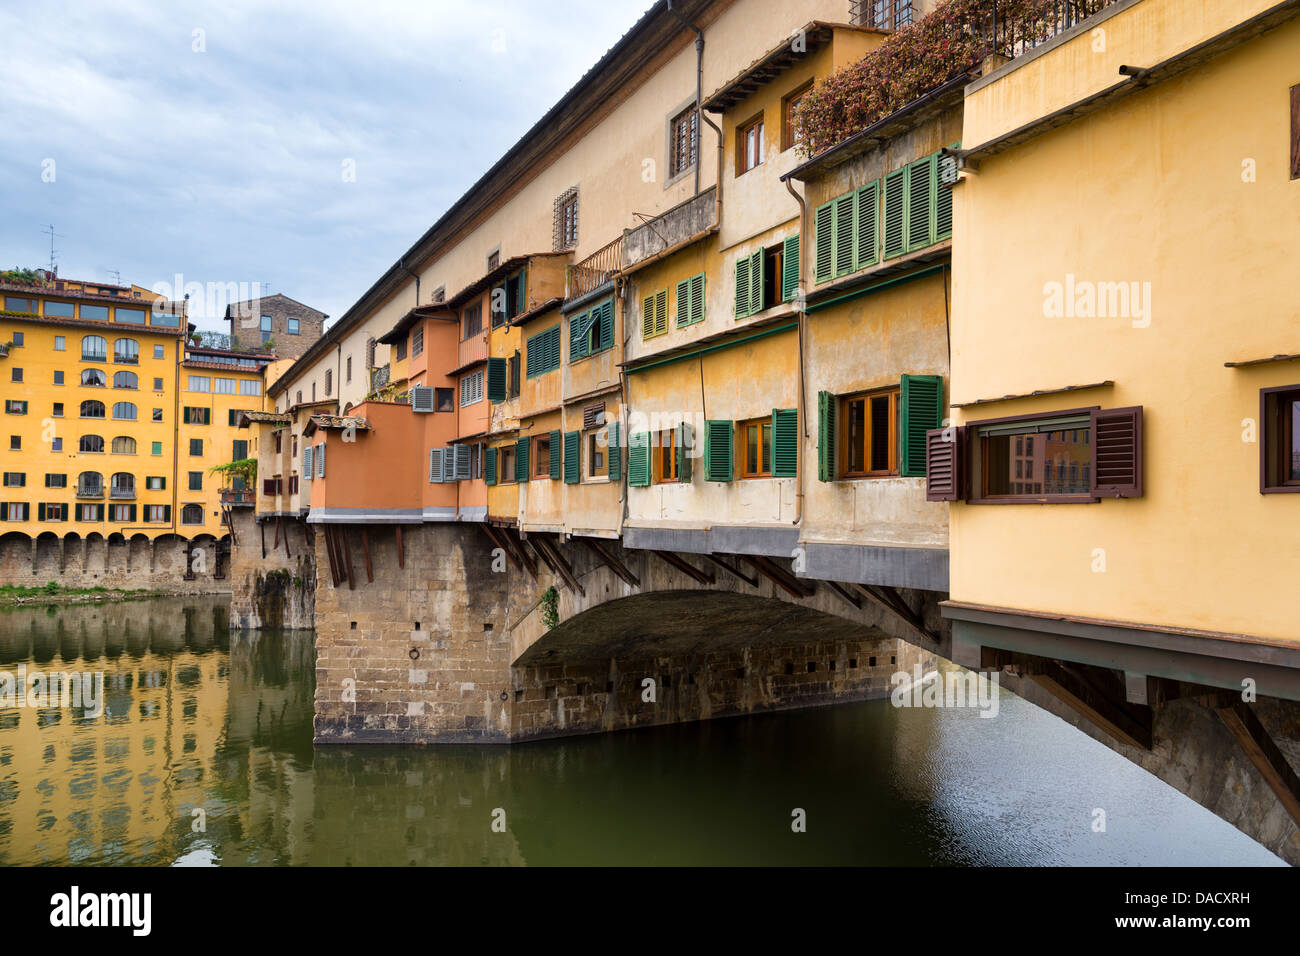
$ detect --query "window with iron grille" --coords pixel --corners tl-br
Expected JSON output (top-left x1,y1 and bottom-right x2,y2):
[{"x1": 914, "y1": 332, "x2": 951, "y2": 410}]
[
  {"x1": 851, "y1": 0, "x2": 912, "y2": 28},
  {"x1": 553, "y1": 187, "x2": 579, "y2": 251},
  {"x1": 670, "y1": 107, "x2": 698, "y2": 178}
]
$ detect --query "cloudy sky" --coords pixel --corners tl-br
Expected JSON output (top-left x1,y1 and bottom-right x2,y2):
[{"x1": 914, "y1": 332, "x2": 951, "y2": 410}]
[{"x1": 0, "y1": 0, "x2": 654, "y2": 332}]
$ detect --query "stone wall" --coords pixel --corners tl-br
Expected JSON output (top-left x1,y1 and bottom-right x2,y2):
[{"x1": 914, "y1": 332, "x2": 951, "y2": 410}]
[
  {"x1": 0, "y1": 531, "x2": 230, "y2": 592},
  {"x1": 228, "y1": 509, "x2": 316, "y2": 630}
]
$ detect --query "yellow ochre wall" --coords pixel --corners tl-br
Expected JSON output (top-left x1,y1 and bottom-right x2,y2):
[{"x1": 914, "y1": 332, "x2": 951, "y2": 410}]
[{"x1": 949, "y1": 5, "x2": 1300, "y2": 641}]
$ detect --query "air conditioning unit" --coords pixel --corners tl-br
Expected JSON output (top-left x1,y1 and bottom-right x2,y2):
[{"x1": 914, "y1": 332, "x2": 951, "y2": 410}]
[{"x1": 410, "y1": 385, "x2": 434, "y2": 412}]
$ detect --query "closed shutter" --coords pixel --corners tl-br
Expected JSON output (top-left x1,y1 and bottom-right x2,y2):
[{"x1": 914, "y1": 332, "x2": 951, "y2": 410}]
[
  {"x1": 900, "y1": 374, "x2": 944, "y2": 477},
  {"x1": 817, "y1": 390, "x2": 836, "y2": 482},
  {"x1": 316, "y1": 444, "x2": 325, "y2": 478},
  {"x1": 688, "y1": 275, "x2": 704, "y2": 325},
  {"x1": 748, "y1": 249, "x2": 764, "y2": 316},
  {"x1": 549, "y1": 430, "x2": 562, "y2": 480},
  {"x1": 643, "y1": 295, "x2": 656, "y2": 337},
  {"x1": 734, "y1": 256, "x2": 750, "y2": 318},
  {"x1": 925, "y1": 427, "x2": 964, "y2": 501},
  {"x1": 855, "y1": 179, "x2": 879, "y2": 269},
  {"x1": 37, "y1": 503, "x2": 45, "y2": 521},
  {"x1": 654, "y1": 290, "x2": 667, "y2": 336},
  {"x1": 442, "y1": 446, "x2": 456, "y2": 483},
  {"x1": 834, "y1": 193, "x2": 856, "y2": 277},
  {"x1": 676, "y1": 422, "x2": 692, "y2": 482},
  {"x1": 74, "y1": 504, "x2": 82, "y2": 521},
  {"x1": 455, "y1": 444, "x2": 472, "y2": 481},
  {"x1": 485, "y1": 447, "x2": 498, "y2": 486},
  {"x1": 703, "y1": 420, "x2": 733, "y2": 481},
  {"x1": 628, "y1": 431, "x2": 651, "y2": 487},
  {"x1": 515, "y1": 436, "x2": 529, "y2": 483},
  {"x1": 936, "y1": 154, "x2": 955, "y2": 239},
  {"x1": 583, "y1": 402, "x2": 605, "y2": 429},
  {"x1": 1091, "y1": 406, "x2": 1143, "y2": 498},
  {"x1": 907, "y1": 155, "x2": 934, "y2": 251},
  {"x1": 814, "y1": 201, "x2": 834, "y2": 283},
  {"x1": 608, "y1": 421, "x2": 622, "y2": 482},
  {"x1": 782, "y1": 234, "x2": 800, "y2": 302},
  {"x1": 128, "y1": 504, "x2": 137, "y2": 522},
  {"x1": 163, "y1": 505, "x2": 171, "y2": 524},
  {"x1": 303, "y1": 446, "x2": 313, "y2": 481},
  {"x1": 429, "y1": 449, "x2": 443, "y2": 482},
  {"x1": 598, "y1": 299, "x2": 614, "y2": 349},
  {"x1": 675, "y1": 278, "x2": 690, "y2": 326},
  {"x1": 772, "y1": 408, "x2": 797, "y2": 477},
  {"x1": 564, "y1": 431, "x2": 580, "y2": 484},
  {"x1": 0, "y1": 503, "x2": 6, "y2": 521},
  {"x1": 487, "y1": 356, "x2": 507, "y2": 402},
  {"x1": 882, "y1": 168, "x2": 907, "y2": 259}
]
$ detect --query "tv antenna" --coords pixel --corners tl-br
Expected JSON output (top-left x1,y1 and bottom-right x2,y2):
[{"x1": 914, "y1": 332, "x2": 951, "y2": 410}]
[
  {"x1": 108, "y1": 270, "x2": 122, "y2": 286},
  {"x1": 41, "y1": 224, "x2": 63, "y2": 274}
]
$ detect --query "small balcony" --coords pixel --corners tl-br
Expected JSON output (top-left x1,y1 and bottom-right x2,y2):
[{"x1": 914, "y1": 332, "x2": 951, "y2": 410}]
[
  {"x1": 109, "y1": 487, "x2": 135, "y2": 500},
  {"x1": 220, "y1": 489, "x2": 255, "y2": 507},
  {"x1": 76, "y1": 485, "x2": 103, "y2": 499},
  {"x1": 622, "y1": 187, "x2": 716, "y2": 272},
  {"x1": 371, "y1": 364, "x2": 390, "y2": 391},
  {"x1": 568, "y1": 235, "x2": 623, "y2": 301}
]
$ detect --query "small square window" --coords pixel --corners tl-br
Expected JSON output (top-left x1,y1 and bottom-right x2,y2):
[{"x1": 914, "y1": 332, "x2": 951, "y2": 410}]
[
  {"x1": 52, "y1": 403, "x2": 63, "y2": 417},
  {"x1": 152, "y1": 408, "x2": 163, "y2": 422},
  {"x1": 11, "y1": 332, "x2": 22, "y2": 347},
  {"x1": 54, "y1": 336, "x2": 65, "y2": 351},
  {"x1": 287, "y1": 317, "x2": 299, "y2": 335},
  {"x1": 189, "y1": 471, "x2": 203, "y2": 491},
  {"x1": 53, "y1": 370, "x2": 64, "y2": 385},
  {"x1": 1261, "y1": 385, "x2": 1300, "y2": 493},
  {"x1": 9, "y1": 436, "x2": 19, "y2": 450},
  {"x1": 152, "y1": 441, "x2": 163, "y2": 456},
  {"x1": 261, "y1": 315, "x2": 272, "y2": 332},
  {"x1": 436, "y1": 388, "x2": 455, "y2": 412},
  {"x1": 52, "y1": 438, "x2": 62, "y2": 451},
  {"x1": 153, "y1": 345, "x2": 164, "y2": 359},
  {"x1": 190, "y1": 439, "x2": 202, "y2": 456},
  {"x1": 153, "y1": 377, "x2": 163, "y2": 390},
  {"x1": 11, "y1": 368, "x2": 22, "y2": 383}
]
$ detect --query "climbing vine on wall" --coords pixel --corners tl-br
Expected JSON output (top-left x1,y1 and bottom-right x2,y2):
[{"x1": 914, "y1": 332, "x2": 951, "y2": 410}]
[
  {"x1": 792, "y1": 0, "x2": 1099, "y2": 157},
  {"x1": 541, "y1": 586, "x2": 559, "y2": 631}
]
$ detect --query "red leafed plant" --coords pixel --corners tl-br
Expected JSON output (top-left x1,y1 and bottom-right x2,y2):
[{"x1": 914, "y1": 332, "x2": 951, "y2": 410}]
[{"x1": 793, "y1": 0, "x2": 1107, "y2": 157}]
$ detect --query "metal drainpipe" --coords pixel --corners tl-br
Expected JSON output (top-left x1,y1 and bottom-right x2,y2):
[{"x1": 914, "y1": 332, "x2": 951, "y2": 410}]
[
  {"x1": 666, "y1": 0, "x2": 722, "y2": 223},
  {"x1": 784, "y1": 176, "x2": 808, "y2": 527}
]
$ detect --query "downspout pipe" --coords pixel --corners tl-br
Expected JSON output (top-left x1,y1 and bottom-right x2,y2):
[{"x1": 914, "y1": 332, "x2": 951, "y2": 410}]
[
  {"x1": 784, "y1": 177, "x2": 808, "y2": 528},
  {"x1": 666, "y1": 0, "x2": 722, "y2": 223}
]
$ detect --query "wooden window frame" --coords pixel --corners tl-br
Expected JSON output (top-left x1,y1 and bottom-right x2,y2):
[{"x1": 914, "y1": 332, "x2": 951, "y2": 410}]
[
  {"x1": 499, "y1": 446, "x2": 516, "y2": 485},
  {"x1": 533, "y1": 435, "x2": 551, "y2": 480},
  {"x1": 654, "y1": 428, "x2": 679, "y2": 484},
  {"x1": 735, "y1": 111, "x2": 765, "y2": 176},
  {"x1": 965, "y1": 406, "x2": 1102, "y2": 505},
  {"x1": 585, "y1": 429, "x2": 609, "y2": 481},
  {"x1": 736, "y1": 417, "x2": 773, "y2": 479},
  {"x1": 839, "y1": 387, "x2": 900, "y2": 479},
  {"x1": 781, "y1": 80, "x2": 813, "y2": 152},
  {"x1": 1261, "y1": 384, "x2": 1300, "y2": 493}
]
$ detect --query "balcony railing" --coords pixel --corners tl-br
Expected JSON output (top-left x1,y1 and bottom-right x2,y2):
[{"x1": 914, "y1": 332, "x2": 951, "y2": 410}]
[
  {"x1": 568, "y1": 235, "x2": 623, "y2": 301},
  {"x1": 109, "y1": 487, "x2": 135, "y2": 500},
  {"x1": 987, "y1": 0, "x2": 1118, "y2": 60},
  {"x1": 76, "y1": 484, "x2": 103, "y2": 498},
  {"x1": 220, "y1": 488, "x2": 255, "y2": 507},
  {"x1": 371, "y1": 364, "x2": 390, "y2": 390}
]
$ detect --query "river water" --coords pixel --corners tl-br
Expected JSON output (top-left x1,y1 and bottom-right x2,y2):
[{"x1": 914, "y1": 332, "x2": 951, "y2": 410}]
[{"x1": 0, "y1": 596, "x2": 1283, "y2": 866}]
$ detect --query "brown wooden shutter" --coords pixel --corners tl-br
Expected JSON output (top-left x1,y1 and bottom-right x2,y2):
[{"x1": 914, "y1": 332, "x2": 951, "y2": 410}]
[
  {"x1": 925, "y1": 426, "x2": 964, "y2": 501},
  {"x1": 1091, "y1": 406, "x2": 1143, "y2": 498},
  {"x1": 583, "y1": 402, "x2": 605, "y2": 430}
]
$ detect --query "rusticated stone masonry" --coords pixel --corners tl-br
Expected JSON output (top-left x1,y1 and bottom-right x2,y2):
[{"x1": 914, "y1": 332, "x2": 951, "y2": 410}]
[{"x1": 228, "y1": 509, "x2": 316, "y2": 630}]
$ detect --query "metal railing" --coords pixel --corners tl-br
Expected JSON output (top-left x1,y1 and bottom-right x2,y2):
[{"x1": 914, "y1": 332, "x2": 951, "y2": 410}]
[
  {"x1": 371, "y1": 364, "x2": 390, "y2": 390},
  {"x1": 568, "y1": 235, "x2": 622, "y2": 301},
  {"x1": 987, "y1": 0, "x2": 1118, "y2": 59}
]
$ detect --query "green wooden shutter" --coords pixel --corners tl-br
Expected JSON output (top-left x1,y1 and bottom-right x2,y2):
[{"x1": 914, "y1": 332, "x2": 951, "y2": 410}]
[
  {"x1": 817, "y1": 390, "x2": 836, "y2": 482},
  {"x1": 608, "y1": 421, "x2": 622, "y2": 482},
  {"x1": 676, "y1": 422, "x2": 692, "y2": 482},
  {"x1": 485, "y1": 446, "x2": 498, "y2": 485},
  {"x1": 936, "y1": 152, "x2": 955, "y2": 240},
  {"x1": 675, "y1": 278, "x2": 691, "y2": 327},
  {"x1": 834, "y1": 193, "x2": 856, "y2": 277},
  {"x1": 37, "y1": 503, "x2": 45, "y2": 521},
  {"x1": 549, "y1": 326, "x2": 562, "y2": 370},
  {"x1": 569, "y1": 310, "x2": 589, "y2": 361},
  {"x1": 782, "y1": 234, "x2": 800, "y2": 302},
  {"x1": 907, "y1": 155, "x2": 935, "y2": 251},
  {"x1": 772, "y1": 408, "x2": 797, "y2": 477},
  {"x1": 734, "y1": 256, "x2": 750, "y2": 317},
  {"x1": 703, "y1": 420, "x2": 733, "y2": 481},
  {"x1": 487, "y1": 356, "x2": 507, "y2": 402},
  {"x1": 563, "y1": 431, "x2": 580, "y2": 483},
  {"x1": 855, "y1": 180, "x2": 879, "y2": 270},
  {"x1": 128, "y1": 504, "x2": 137, "y2": 523},
  {"x1": 882, "y1": 168, "x2": 907, "y2": 259},
  {"x1": 163, "y1": 505, "x2": 172, "y2": 523},
  {"x1": 653, "y1": 290, "x2": 667, "y2": 336},
  {"x1": 900, "y1": 374, "x2": 944, "y2": 477},
  {"x1": 598, "y1": 299, "x2": 614, "y2": 349},
  {"x1": 748, "y1": 249, "x2": 764, "y2": 315},
  {"x1": 628, "y1": 432, "x2": 651, "y2": 487},
  {"x1": 689, "y1": 274, "x2": 704, "y2": 325},
  {"x1": 814, "y1": 201, "x2": 834, "y2": 283},
  {"x1": 549, "y1": 429, "x2": 562, "y2": 480},
  {"x1": 516, "y1": 436, "x2": 530, "y2": 482}
]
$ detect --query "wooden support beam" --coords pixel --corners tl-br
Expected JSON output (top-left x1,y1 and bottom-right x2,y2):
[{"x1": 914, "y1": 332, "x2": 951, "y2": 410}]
[
  {"x1": 283, "y1": 519, "x2": 292, "y2": 558},
  {"x1": 583, "y1": 538, "x2": 640, "y2": 587},
  {"x1": 395, "y1": 526, "x2": 403, "y2": 569},
  {"x1": 321, "y1": 526, "x2": 339, "y2": 588},
  {"x1": 652, "y1": 550, "x2": 715, "y2": 585},
  {"x1": 503, "y1": 526, "x2": 538, "y2": 578},
  {"x1": 855, "y1": 583, "x2": 941, "y2": 648},
  {"x1": 341, "y1": 527, "x2": 356, "y2": 590},
  {"x1": 259, "y1": 518, "x2": 266, "y2": 560},
  {"x1": 1213, "y1": 699, "x2": 1300, "y2": 828},
  {"x1": 702, "y1": 552, "x2": 759, "y2": 586},
  {"x1": 827, "y1": 580, "x2": 861, "y2": 610},
  {"x1": 360, "y1": 527, "x2": 373, "y2": 583},
  {"x1": 738, "y1": 554, "x2": 811, "y2": 599},
  {"x1": 272, "y1": 517, "x2": 281, "y2": 550},
  {"x1": 480, "y1": 523, "x2": 522, "y2": 572},
  {"x1": 1030, "y1": 661, "x2": 1153, "y2": 750},
  {"x1": 533, "y1": 535, "x2": 584, "y2": 597}
]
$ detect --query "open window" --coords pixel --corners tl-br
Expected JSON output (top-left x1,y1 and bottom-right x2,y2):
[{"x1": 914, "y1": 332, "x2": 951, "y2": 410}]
[{"x1": 1261, "y1": 385, "x2": 1300, "y2": 493}]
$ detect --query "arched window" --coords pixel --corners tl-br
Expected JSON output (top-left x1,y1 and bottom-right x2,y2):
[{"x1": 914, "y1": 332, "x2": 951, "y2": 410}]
[
  {"x1": 81, "y1": 368, "x2": 106, "y2": 387},
  {"x1": 112, "y1": 402, "x2": 137, "y2": 420},
  {"x1": 81, "y1": 335, "x2": 107, "y2": 361},
  {"x1": 79, "y1": 435, "x2": 104, "y2": 454},
  {"x1": 110, "y1": 472, "x2": 134, "y2": 497},
  {"x1": 80, "y1": 400, "x2": 105, "y2": 418},
  {"x1": 181, "y1": 504, "x2": 204, "y2": 525},
  {"x1": 113, "y1": 338, "x2": 139, "y2": 363},
  {"x1": 111, "y1": 436, "x2": 137, "y2": 455},
  {"x1": 77, "y1": 471, "x2": 102, "y2": 496},
  {"x1": 113, "y1": 370, "x2": 137, "y2": 389}
]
